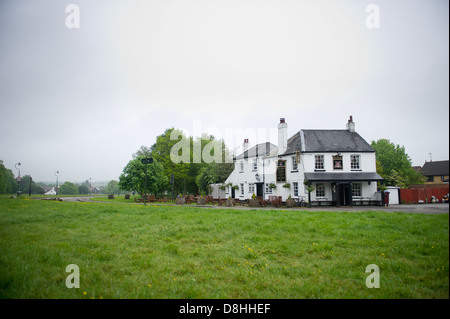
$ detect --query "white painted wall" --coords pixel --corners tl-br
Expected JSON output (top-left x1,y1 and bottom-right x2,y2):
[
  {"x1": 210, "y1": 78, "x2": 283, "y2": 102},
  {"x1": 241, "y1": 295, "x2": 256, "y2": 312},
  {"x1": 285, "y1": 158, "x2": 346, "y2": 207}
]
[
  {"x1": 385, "y1": 186, "x2": 400, "y2": 205},
  {"x1": 301, "y1": 152, "x2": 376, "y2": 172},
  {"x1": 223, "y1": 151, "x2": 379, "y2": 202}
]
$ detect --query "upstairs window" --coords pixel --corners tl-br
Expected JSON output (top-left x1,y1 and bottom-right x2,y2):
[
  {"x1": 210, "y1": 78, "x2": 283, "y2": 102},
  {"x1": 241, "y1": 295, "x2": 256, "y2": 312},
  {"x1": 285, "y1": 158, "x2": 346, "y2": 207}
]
[
  {"x1": 253, "y1": 159, "x2": 258, "y2": 171},
  {"x1": 351, "y1": 155, "x2": 360, "y2": 170},
  {"x1": 239, "y1": 161, "x2": 244, "y2": 172},
  {"x1": 315, "y1": 155, "x2": 324, "y2": 170},
  {"x1": 276, "y1": 160, "x2": 286, "y2": 182},
  {"x1": 291, "y1": 156, "x2": 298, "y2": 171}
]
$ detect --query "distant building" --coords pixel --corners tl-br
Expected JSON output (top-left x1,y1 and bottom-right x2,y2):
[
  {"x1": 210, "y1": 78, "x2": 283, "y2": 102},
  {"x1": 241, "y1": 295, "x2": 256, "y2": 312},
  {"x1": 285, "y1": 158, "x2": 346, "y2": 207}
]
[
  {"x1": 44, "y1": 187, "x2": 57, "y2": 195},
  {"x1": 89, "y1": 187, "x2": 100, "y2": 194},
  {"x1": 420, "y1": 160, "x2": 449, "y2": 184}
]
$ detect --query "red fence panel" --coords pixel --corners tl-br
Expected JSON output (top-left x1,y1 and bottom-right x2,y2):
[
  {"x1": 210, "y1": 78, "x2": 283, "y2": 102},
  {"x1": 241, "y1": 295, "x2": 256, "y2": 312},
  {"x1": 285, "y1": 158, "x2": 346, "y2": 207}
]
[{"x1": 400, "y1": 187, "x2": 449, "y2": 203}]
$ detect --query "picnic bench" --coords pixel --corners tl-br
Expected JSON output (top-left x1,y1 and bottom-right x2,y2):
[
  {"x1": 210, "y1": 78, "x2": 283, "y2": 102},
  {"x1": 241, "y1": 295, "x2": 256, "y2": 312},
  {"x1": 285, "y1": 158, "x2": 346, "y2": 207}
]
[
  {"x1": 312, "y1": 197, "x2": 330, "y2": 206},
  {"x1": 352, "y1": 197, "x2": 382, "y2": 206},
  {"x1": 211, "y1": 197, "x2": 226, "y2": 206},
  {"x1": 133, "y1": 195, "x2": 158, "y2": 203}
]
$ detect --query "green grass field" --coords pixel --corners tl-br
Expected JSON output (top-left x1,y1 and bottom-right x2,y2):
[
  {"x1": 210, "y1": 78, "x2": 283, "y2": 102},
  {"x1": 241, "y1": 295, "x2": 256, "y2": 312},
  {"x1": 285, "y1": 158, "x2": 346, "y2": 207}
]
[{"x1": 0, "y1": 197, "x2": 448, "y2": 299}]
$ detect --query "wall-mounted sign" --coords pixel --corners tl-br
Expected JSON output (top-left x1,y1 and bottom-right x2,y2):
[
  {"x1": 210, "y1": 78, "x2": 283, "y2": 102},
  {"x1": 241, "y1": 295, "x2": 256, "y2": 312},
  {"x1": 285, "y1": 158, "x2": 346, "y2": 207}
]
[{"x1": 333, "y1": 155, "x2": 343, "y2": 170}]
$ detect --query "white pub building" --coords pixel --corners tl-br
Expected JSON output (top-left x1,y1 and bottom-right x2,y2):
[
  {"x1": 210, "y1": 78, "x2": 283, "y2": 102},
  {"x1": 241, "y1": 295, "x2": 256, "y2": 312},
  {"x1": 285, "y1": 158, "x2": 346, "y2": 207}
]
[{"x1": 223, "y1": 117, "x2": 384, "y2": 206}]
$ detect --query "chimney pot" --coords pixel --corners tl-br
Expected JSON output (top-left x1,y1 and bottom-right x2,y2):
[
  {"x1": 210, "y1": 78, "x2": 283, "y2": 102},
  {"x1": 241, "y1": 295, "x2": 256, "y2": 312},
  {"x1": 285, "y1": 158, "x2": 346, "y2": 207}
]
[
  {"x1": 346, "y1": 116, "x2": 355, "y2": 132},
  {"x1": 280, "y1": 118, "x2": 285, "y2": 123}
]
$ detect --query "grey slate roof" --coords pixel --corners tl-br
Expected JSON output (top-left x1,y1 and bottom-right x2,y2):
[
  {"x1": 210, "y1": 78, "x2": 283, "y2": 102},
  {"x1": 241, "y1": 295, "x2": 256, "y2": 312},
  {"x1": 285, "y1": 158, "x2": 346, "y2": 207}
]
[
  {"x1": 300, "y1": 130, "x2": 374, "y2": 153},
  {"x1": 237, "y1": 129, "x2": 374, "y2": 158},
  {"x1": 420, "y1": 160, "x2": 449, "y2": 176},
  {"x1": 236, "y1": 142, "x2": 277, "y2": 159}
]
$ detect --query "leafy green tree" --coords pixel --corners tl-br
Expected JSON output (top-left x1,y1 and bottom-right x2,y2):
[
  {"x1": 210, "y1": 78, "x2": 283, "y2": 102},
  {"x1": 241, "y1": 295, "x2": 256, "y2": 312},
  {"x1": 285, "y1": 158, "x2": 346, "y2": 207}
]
[
  {"x1": 0, "y1": 160, "x2": 18, "y2": 194},
  {"x1": 78, "y1": 185, "x2": 90, "y2": 195},
  {"x1": 19, "y1": 175, "x2": 44, "y2": 195},
  {"x1": 58, "y1": 182, "x2": 79, "y2": 195},
  {"x1": 371, "y1": 139, "x2": 425, "y2": 187},
  {"x1": 118, "y1": 156, "x2": 168, "y2": 196},
  {"x1": 133, "y1": 145, "x2": 152, "y2": 158},
  {"x1": 104, "y1": 180, "x2": 120, "y2": 195},
  {"x1": 147, "y1": 129, "x2": 234, "y2": 195},
  {"x1": 150, "y1": 128, "x2": 191, "y2": 194}
]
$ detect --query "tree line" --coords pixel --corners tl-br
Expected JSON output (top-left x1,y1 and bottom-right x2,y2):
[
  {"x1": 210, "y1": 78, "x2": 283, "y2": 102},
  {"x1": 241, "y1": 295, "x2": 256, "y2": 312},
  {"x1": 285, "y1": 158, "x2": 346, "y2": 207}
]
[
  {"x1": 118, "y1": 128, "x2": 234, "y2": 197},
  {"x1": 0, "y1": 136, "x2": 428, "y2": 196}
]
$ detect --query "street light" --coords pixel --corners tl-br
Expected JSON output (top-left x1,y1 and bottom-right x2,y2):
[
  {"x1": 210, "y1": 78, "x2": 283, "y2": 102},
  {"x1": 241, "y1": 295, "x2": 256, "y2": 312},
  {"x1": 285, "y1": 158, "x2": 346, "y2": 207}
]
[
  {"x1": 15, "y1": 162, "x2": 21, "y2": 197},
  {"x1": 55, "y1": 171, "x2": 59, "y2": 196}
]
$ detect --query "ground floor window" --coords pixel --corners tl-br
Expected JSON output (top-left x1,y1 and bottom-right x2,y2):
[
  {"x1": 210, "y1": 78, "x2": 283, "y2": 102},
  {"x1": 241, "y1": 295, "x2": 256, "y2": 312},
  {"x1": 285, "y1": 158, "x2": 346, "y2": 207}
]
[
  {"x1": 249, "y1": 183, "x2": 255, "y2": 193},
  {"x1": 265, "y1": 183, "x2": 272, "y2": 193},
  {"x1": 240, "y1": 183, "x2": 244, "y2": 195},
  {"x1": 352, "y1": 183, "x2": 362, "y2": 197},
  {"x1": 293, "y1": 182, "x2": 298, "y2": 197},
  {"x1": 316, "y1": 183, "x2": 325, "y2": 197}
]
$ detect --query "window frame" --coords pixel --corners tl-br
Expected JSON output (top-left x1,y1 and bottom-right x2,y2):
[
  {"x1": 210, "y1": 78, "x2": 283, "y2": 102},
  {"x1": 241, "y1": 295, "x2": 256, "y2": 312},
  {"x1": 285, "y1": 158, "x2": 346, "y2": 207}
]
[
  {"x1": 352, "y1": 183, "x2": 362, "y2": 197},
  {"x1": 291, "y1": 156, "x2": 298, "y2": 171},
  {"x1": 253, "y1": 158, "x2": 258, "y2": 171},
  {"x1": 316, "y1": 183, "x2": 325, "y2": 197},
  {"x1": 293, "y1": 182, "x2": 299, "y2": 197},
  {"x1": 276, "y1": 160, "x2": 287, "y2": 182},
  {"x1": 350, "y1": 155, "x2": 361, "y2": 170},
  {"x1": 315, "y1": 155, "x2": 325, "y2": 170}
]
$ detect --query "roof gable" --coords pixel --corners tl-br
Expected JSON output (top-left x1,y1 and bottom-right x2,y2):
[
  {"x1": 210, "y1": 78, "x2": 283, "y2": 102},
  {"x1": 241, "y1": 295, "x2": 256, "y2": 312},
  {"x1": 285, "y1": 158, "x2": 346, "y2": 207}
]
[
  {"x1": 421, "y1": 160, "x2": 449, "y2": 176},
  {"x1": 236, "y1": 142, "x2": 277, "y2": 159}
]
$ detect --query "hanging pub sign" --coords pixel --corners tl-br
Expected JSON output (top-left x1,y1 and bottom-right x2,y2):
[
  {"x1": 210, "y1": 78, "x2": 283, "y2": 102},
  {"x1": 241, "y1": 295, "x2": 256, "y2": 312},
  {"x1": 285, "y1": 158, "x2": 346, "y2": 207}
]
[
  {"x1": 333, "y1": 155, "x2": 343, "y2": 170},
  {"x1": 295, "y1": 151, "x2": 301, "y2": 164}
]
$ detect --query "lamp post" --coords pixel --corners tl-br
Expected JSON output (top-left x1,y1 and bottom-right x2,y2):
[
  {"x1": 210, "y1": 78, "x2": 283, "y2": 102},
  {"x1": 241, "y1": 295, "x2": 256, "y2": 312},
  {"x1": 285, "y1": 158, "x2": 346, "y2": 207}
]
[
  {"x1": 15, "y1": 162, "x2": 21, "y2": 197},
  {"x1": 55, "y1": 171, "x2": 59, "y2": 196}
]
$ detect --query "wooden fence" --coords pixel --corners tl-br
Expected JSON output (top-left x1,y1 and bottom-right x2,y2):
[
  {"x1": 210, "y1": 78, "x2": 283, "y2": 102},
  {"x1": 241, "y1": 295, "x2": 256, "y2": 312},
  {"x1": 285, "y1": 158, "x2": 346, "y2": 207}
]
[{"x1": 400, "y1": 186, "x2": 449, "y2": 204}]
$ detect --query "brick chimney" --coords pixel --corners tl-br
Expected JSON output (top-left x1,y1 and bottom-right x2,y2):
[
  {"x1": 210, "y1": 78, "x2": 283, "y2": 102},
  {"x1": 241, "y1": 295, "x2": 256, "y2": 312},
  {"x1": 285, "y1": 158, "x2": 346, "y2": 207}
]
[
  {"x1": 278, "y1": 118, "x2": 287, "y2": 155},
  {"x1": 346, "y1": 115, "x2": 355, "y2": 132}
]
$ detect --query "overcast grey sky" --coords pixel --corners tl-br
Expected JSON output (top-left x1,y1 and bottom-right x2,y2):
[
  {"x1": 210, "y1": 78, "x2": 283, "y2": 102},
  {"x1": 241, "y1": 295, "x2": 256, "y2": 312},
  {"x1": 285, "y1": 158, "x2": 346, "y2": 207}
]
[{"x1": 0, "y1": 0, "x2": 448, "y2": 183}]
